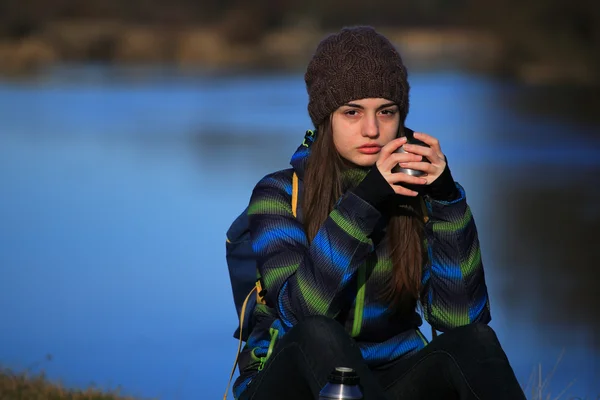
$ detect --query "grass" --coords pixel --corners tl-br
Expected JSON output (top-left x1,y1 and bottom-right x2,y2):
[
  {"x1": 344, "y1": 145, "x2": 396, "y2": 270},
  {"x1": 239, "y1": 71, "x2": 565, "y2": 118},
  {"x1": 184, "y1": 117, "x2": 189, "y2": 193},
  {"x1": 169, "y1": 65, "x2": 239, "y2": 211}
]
[
  {"x1": 0, "y1": 370, "x2": 143, "y2": 400},
  {"x1": 0, "y1": 355, "x2": 149, "y2": 400},
  {"x1": 1, "y1": 350, "x2": 578, "y2": 400},
  {"x1": 523, "y1": 349, "x2": 577, "y2": 400}
]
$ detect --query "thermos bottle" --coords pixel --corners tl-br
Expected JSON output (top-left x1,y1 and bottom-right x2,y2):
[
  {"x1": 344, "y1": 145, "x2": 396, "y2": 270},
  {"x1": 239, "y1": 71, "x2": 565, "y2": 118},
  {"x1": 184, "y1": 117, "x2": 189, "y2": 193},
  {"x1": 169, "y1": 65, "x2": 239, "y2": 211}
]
[{"x1": 318, "y1": 367, "x2": 363, "y2": 400}]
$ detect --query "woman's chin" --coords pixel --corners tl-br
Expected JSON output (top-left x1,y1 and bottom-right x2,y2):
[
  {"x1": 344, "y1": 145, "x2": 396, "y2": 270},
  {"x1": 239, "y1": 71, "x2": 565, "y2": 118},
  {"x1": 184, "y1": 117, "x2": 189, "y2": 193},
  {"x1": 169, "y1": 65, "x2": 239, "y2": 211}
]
[{"x1": 348, "y1": 154, "x2": 378, "y2": 167}]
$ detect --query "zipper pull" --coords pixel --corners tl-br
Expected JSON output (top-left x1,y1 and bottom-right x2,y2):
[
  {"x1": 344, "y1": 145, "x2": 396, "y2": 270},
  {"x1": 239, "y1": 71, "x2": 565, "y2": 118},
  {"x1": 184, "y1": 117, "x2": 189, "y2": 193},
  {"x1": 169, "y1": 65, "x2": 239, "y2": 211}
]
[{"x1": 257, "y1": 357, "x2": 266, "y2": 371}]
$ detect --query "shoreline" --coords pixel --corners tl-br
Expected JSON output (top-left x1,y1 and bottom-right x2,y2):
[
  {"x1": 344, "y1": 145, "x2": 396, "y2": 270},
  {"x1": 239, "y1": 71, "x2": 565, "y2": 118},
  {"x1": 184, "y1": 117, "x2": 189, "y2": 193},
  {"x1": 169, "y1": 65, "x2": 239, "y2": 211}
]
[{"x1": 0, "y1": 22, "x2": 596, "y2": 86}]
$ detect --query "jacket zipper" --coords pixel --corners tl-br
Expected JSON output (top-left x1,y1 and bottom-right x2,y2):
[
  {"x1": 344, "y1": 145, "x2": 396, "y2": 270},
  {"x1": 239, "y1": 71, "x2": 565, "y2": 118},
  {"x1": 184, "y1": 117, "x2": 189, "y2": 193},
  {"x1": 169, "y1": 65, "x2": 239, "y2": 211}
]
[{"x1": 351, "y1": 264, "x2": 366, "y2": 337}]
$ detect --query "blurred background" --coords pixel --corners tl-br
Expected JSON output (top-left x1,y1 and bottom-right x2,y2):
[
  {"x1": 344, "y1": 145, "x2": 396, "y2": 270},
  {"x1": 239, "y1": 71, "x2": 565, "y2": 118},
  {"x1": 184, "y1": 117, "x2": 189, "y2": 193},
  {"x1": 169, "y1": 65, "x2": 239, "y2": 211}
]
[{"x1": 0, "y1": 0, "x2": 599, "y2": 399}]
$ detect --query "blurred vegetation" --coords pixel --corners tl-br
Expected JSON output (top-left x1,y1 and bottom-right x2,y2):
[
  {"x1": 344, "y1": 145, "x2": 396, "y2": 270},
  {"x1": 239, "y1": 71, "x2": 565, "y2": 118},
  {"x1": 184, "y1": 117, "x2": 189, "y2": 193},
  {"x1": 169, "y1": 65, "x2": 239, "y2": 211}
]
[
  {"x1": 0, "y1": 0, "x2": 469, "y2": 35},
  {"x1": 0, "y1": 0, "x2": 598, "y2": 83},
  {"x1": 0, "y1": 355, "x2": 150, "y2": 400},
  {"x1": 0, "y1": 368, "x2": 146, "y2": 400},
  {"x1": 465, "y1": 0, "x2": 600, "y2": 85}
]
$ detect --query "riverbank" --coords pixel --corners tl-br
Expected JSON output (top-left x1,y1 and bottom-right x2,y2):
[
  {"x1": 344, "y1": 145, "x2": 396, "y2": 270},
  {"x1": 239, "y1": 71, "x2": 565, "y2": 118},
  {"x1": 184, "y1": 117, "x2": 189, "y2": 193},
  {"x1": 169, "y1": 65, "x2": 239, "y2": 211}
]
[
  {"x1": 0, "y1": 22, "x2": 515, "y2": 80},
  {"x1": 2, "y1": 21, "x2": 596, "y2": 86}
]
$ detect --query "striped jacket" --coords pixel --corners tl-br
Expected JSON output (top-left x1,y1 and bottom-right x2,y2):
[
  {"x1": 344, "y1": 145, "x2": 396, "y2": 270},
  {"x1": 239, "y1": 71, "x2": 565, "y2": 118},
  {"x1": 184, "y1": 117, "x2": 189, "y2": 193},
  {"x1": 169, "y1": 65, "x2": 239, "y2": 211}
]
[{"x1": 232, "y1": 135, "x2": 490, "y2": 398}]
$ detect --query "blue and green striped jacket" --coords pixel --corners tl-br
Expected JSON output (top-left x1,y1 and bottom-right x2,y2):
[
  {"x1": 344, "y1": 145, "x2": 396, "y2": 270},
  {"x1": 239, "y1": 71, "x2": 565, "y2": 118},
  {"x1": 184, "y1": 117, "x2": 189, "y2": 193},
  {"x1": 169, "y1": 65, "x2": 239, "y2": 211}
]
[{"x1": 232, "y1": 136, "x2": 490, "y2": 398}]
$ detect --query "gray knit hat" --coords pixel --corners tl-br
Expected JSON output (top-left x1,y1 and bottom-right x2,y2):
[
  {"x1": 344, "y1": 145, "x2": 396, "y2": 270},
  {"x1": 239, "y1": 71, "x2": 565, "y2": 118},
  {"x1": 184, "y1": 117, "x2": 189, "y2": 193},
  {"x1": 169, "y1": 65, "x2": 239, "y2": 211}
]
[{"x1": 305, "y1": 26, "x2": 410, "y2": 127}]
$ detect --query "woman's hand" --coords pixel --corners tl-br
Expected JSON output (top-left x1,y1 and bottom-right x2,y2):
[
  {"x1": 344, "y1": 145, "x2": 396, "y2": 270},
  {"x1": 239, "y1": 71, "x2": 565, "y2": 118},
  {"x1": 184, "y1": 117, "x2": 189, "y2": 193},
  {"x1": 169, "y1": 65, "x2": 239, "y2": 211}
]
[
  {"x1": 376, "y1": 136, "x2": 428, "y2": 197},
  {"x1": 397, "y1": 132, "x2": 447, "y2": 186}
]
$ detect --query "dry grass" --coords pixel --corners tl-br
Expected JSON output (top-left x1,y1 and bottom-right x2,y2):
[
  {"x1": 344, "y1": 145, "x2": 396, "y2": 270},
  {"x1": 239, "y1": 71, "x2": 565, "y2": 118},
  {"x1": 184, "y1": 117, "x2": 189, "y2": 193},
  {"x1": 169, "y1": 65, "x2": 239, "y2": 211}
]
[
  {"x1": 523, "y1": 349, "x2": 577, "y2": 400},
  {"x1": 0, "y1": 356, "x2": 150, "y2": 400},
  {"x1": 1, "y1": 350, "x2": 580, "y2": 400}
]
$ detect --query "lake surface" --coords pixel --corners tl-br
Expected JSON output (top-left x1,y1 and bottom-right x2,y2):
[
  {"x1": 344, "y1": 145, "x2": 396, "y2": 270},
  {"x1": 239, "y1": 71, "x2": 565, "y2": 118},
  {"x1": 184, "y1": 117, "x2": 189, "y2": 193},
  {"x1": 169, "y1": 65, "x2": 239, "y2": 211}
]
[{"x1": 0, "y1": 66, "x2": 599, "y2": 399}]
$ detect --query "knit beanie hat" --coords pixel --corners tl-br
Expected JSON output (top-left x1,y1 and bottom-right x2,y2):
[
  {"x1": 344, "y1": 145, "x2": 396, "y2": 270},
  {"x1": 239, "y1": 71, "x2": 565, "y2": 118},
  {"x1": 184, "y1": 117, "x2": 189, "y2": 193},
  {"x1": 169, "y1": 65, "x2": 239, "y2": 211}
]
[{"x1": 305, "y1": 26, "x2": 410, "y2": 127}]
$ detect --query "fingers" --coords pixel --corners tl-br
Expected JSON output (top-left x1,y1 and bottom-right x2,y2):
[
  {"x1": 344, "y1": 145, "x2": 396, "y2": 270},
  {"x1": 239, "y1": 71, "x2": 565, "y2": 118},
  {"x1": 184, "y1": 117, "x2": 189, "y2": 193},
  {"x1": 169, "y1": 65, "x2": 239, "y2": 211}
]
[
  {"x1": 379, "y1": 151, "x2": 423, "y2": 172},
  {"x1": 397, "y1": 162, "x2": 437, "y2": 176},
  {"x1": 413, "y1": 132, "x2": 442, "y2": 153},
  {"x1": 393, "y1": 184, "x2": 419, "y2": 197},
  {"x1": 379, "y1": 132, "x2": 446, "y2": 197},
  {"x1": 388, "y1": 172, "x2": 427, "y2": 186},
  {"x1": 401, "y1": 143, "x2": 438, "y2": 161},
  {"x1": 388, "y1": 172, "x2": 427, "y2": 197},
  {"x1": 379, "y1": 137, "x2": 407, "y2": 159}
]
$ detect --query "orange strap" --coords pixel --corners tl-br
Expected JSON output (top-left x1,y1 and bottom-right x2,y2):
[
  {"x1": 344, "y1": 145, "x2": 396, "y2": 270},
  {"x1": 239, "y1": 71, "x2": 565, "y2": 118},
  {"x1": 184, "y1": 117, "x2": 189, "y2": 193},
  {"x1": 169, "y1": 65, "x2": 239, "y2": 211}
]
[
  {"x1": 291, "y1": 172, "x2": 298, "y2": 217},
  {"x1": 223, "y1": 286, "x2": 256, "y2": 400}
]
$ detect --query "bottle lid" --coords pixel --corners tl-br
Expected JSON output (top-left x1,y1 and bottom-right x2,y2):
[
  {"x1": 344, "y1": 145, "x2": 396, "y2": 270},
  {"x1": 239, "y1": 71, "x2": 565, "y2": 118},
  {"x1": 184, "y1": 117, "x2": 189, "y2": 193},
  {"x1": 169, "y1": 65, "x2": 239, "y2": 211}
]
[{"x1": 328, "y1": 367, "x2": 360, "y2": 385}]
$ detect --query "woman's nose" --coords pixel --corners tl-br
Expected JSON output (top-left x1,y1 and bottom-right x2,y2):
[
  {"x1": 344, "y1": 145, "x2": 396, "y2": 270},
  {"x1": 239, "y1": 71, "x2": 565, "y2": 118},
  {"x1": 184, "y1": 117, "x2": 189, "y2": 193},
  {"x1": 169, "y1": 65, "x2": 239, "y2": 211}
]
[{"x1": 362, "y1": 114, "x2": 379, "y2": 138}]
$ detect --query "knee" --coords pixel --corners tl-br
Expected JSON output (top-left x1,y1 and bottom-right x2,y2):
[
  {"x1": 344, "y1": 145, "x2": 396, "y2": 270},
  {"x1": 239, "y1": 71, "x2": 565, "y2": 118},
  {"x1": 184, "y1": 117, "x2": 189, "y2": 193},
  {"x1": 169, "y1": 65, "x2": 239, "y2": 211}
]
[
  {"x1": 287, "y1": 316, "x2": 352, "y2": 349},
  {"x1": 441, "y1": 323, "x2": 500, "y2": 347},
  {"x1": 442, "y1": 323, "x2": 505, "y2": 356},
  {"x1": 458, "y1": 323, "x2": 499, "y2": 344},
  {"x1": 293, "y1": 316, "x2": 347, "y2": 339}
]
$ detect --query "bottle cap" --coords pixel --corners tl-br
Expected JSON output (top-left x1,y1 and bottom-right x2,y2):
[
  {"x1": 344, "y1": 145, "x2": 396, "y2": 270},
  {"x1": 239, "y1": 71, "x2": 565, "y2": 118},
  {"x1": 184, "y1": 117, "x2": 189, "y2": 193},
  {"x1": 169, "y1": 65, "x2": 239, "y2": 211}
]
[{"x1": 328, "y1": 367, "x2": 360, "y2": 385}]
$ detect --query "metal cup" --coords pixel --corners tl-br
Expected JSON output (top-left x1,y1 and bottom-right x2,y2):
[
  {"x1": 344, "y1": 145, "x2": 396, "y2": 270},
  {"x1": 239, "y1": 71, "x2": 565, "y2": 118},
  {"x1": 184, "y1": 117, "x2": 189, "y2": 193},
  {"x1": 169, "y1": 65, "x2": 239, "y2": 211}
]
[{"x1": 392, "y1": 135, "x2": 430, "y2": 177}]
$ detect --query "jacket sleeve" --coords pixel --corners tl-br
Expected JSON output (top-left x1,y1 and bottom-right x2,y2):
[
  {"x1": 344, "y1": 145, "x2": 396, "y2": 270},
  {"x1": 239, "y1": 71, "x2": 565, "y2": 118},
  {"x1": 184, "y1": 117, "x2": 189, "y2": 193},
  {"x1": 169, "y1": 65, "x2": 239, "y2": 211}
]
[
  {"x1": 248, "y1": 171, "x2": 382, "y2": 328},
  {"x1": 420, "y1": 182, "x2": 491, "y2": 332}
]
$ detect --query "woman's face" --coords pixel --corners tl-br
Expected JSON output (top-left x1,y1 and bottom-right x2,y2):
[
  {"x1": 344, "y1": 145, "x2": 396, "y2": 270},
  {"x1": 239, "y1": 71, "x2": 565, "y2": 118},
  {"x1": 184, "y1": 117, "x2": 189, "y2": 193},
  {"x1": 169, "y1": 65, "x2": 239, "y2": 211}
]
[{"x1": 331, "y1": 98, "x2": 400, "y2": 167}]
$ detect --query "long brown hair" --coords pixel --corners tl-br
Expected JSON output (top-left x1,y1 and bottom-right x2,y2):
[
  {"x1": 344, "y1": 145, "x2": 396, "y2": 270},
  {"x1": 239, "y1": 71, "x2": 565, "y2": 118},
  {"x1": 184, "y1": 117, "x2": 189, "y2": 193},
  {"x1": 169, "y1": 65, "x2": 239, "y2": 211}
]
[{"x1": 302, "y1": 118, "x2": 426, "y2": 314}]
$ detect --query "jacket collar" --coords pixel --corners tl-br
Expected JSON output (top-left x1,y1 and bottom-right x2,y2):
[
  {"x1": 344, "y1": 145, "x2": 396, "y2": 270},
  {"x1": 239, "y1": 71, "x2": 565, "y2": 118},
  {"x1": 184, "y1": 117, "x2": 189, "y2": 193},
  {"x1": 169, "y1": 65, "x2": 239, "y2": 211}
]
[{"x1": 289, "y1": 129, "x2": 316, "y2": 180}]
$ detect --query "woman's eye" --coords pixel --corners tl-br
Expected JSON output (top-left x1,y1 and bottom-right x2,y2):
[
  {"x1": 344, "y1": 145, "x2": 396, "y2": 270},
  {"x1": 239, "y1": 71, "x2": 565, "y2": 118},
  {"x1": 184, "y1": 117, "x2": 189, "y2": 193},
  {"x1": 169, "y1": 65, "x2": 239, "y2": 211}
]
[
  {"x1": 345, "y1": 110, "x2": 358, "y2": 116},
  {"x1": 381, "y1": 109, "x2": 397, "y2": 115}
]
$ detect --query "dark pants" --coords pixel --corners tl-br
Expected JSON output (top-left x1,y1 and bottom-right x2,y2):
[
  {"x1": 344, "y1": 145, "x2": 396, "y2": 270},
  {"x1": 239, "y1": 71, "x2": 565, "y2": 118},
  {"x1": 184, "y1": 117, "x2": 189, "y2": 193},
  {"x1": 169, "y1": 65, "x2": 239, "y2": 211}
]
[{"x1": 239, "y1": 316, "x2": 526, "y2": 400}]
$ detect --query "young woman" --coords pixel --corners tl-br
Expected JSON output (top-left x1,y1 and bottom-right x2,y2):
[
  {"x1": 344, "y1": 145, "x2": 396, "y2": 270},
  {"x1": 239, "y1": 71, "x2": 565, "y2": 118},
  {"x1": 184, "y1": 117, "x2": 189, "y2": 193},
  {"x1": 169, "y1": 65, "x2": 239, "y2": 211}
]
[{"x1": 233, "y1": 26, "x2": 525, "y2": 400}]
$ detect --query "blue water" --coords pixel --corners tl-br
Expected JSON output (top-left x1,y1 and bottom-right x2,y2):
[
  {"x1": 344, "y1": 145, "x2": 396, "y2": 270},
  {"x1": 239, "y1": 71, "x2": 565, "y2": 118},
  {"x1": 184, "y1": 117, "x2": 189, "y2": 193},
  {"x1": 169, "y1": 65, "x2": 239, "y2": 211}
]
[{"x1": 0, "y1": 67, "x2": 599, "y2": 399}]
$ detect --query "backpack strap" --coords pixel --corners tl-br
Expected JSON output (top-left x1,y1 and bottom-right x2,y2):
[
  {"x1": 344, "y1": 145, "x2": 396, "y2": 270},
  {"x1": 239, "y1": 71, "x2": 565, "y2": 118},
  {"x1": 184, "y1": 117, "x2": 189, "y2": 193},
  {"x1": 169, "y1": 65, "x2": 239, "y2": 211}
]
[{"x1": 224, "y1": 171, "x2": 299, "y2": 400}]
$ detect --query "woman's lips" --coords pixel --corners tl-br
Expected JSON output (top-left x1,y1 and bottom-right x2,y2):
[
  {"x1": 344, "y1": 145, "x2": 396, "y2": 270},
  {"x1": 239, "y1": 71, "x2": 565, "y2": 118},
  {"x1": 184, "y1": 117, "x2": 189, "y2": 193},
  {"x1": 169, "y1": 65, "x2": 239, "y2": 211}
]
[{"x1": 357, "y1": 145, "x2": 381, "y2": 154}]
